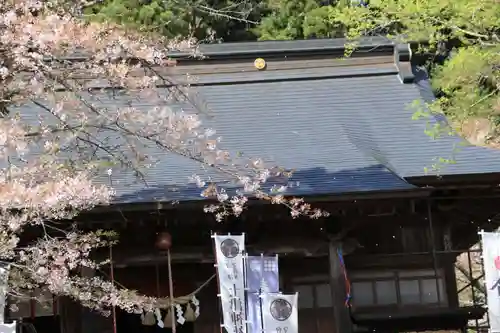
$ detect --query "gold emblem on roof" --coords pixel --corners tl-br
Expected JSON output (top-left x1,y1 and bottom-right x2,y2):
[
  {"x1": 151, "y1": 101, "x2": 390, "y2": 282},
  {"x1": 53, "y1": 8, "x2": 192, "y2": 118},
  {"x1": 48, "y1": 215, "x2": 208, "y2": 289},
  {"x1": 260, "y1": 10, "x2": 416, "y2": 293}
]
[{"x1": 254, "y1": 58, "x2": 266, "y2": 70}]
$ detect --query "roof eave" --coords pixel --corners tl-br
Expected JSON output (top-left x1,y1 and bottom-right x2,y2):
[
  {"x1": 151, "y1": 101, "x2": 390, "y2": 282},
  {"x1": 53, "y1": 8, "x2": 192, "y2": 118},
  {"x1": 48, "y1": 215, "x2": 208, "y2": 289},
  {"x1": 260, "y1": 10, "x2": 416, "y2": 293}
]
[
  {"x1": 407, "y1": 172, "x2": 500, "y2": 188},
  {"x1": 84, "y1": 187, "x2": 432, "y2": 215}
]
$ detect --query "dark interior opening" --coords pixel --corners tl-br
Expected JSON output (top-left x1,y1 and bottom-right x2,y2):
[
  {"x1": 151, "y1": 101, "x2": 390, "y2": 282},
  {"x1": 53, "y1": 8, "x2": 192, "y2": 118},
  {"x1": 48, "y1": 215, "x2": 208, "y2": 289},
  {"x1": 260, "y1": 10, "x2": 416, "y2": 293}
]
[{"x1": 16, "y1": 316, "x2": 61, "y2": 333}]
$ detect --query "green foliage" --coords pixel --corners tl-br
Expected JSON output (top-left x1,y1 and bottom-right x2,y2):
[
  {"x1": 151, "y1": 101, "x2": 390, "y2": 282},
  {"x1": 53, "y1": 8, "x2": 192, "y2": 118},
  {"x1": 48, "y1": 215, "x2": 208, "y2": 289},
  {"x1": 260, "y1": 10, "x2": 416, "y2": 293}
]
[
  {"x1": 84, "y1": 0, "x2": 263, "y2": 41},
  {"x1": 329, "y1": 0, "x2": 500, "y2": 135},
  {"x1": 432, "y1": 46, "x2": 500, "y2": 122},
  {"x1": 254, "y1": 0, "x2": 321, "y2": 40},
  {"x1": 253, "y1": 0, "x2": 346, "y2": 40},
  {"x1": 302, "y1": 6, "x2": 339, "y2": 38},
  {"x1": 84, "y1": 0, "x2": 359, "y2": 42},
  {"x1": 84, "y1": 0, "x2": 187, "y2": 38}
]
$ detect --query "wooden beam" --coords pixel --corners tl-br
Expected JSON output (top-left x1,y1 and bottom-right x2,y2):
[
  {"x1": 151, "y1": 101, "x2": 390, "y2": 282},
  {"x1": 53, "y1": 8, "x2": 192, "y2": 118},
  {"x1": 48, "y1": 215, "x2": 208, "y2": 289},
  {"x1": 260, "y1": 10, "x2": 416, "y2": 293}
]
[
  {"x1": 81, "y1": 188, "x2": 431, "y2": 216},
  {"x1": 328, "y1": 242, "x2": 352, "y2": 333},
  {"x1": 108, "y1": 240, "x2": 331, "y2": 267}
]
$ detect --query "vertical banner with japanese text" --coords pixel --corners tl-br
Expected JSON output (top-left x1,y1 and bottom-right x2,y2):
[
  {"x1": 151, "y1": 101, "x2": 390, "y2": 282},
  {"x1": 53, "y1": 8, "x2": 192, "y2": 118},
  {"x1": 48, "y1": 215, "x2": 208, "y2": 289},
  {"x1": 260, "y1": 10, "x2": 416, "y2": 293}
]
[
  {"x1": 261, "y1": 293, "x2": 298, "y2": 333},
  {"x1": 481, "y1": 231, "x2": 500, "y2": 332},
  {"x1": 213, "y1": 234, "x2": 247, "y2": 333},
  {"x1": 0, "y1": 264, "x2": 15, "y2": 333},
  {"x1": 0, "y1": 264, "x2": 9, "y2": 323},
  {"x1": 246, "y1": 255, "x2": 280, "y2": 333}
]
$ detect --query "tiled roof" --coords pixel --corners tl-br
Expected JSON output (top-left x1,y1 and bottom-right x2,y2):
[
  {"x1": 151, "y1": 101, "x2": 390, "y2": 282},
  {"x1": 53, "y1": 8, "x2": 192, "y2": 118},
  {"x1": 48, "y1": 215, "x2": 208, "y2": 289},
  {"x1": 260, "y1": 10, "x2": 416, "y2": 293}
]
[{"x1": 16, "y1": 38, "x2": 500, "y2": 204}]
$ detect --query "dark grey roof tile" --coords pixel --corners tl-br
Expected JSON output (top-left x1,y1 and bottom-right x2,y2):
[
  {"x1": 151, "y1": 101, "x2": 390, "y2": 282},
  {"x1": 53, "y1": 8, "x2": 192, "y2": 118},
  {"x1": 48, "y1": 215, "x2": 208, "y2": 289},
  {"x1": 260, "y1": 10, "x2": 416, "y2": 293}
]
[{"x1": 14, "y1": 54, "x2": 500, "y2": 204}]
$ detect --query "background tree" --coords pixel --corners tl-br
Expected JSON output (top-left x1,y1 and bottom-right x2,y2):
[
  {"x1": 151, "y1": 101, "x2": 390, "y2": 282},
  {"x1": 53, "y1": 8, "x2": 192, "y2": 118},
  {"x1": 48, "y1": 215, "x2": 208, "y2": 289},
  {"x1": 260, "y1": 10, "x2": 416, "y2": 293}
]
[
  {"x1": 83, "y1": 0, "x2": 264, "y2": 42},
  {"x1": 253, "y1": 0, "x2": 322, "y2": 40},
  {"x1": 328, "y1": 0, "x2": 498, "y2": 327},
  {"x1": 1, "y1": 0, "x2": 326, "y2": 316},
  {"x1": 253, "y1": 0, "x2": 346, "y2": 40},
  {"x1": 84, "y1": 0, "x2": 351, "y2": 42},
  {"x1": 328, "y1": 0, "x2": 500, "y2": 142}
]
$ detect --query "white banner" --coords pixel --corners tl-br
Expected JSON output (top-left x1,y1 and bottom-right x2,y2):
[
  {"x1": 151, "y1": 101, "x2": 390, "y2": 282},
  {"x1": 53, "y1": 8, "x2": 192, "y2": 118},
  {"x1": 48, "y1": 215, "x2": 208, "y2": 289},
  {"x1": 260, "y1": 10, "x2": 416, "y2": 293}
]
[
  {"x1": 213, "y1": 234, "x2": 247, "y2": 333},
  {"x1": 261, "y1": 293, "x2": 298, "y2": 333},
  {"x1": 0, "y1": 265, "x2": 9, "y2": 323},
  {"x1": 481, "y1": 231, "x2": 500, "y2": 332},
  {"x1": 0, "y1": 264, "x2": 15, "y2": 333},
  {"x1": 246, "y1": 256, "x2": 280, "y2": 333}
]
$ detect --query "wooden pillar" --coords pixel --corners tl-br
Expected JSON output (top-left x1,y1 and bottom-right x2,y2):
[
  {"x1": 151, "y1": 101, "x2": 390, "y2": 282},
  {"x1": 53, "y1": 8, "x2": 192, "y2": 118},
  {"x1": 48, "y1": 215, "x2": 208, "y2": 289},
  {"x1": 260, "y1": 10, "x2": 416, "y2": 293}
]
[
  {"x1": 59, "y1": 297, "x2": 82, "y2": 333},
  {"x1": 60, "y1": 266, "x2": 113, "y2": 333},
  {"x1": 443, "y1": 222, "x2": 459, "y2": 307},
  {"x1": 328, "y1": 241, "x2": 352, "y2": 333},
  {"x1": 81, "y1": 267, "x2": 114, "y2": 333},
  {"x1": 81, "y1": 266, "x2": 96, "y2": 333}
]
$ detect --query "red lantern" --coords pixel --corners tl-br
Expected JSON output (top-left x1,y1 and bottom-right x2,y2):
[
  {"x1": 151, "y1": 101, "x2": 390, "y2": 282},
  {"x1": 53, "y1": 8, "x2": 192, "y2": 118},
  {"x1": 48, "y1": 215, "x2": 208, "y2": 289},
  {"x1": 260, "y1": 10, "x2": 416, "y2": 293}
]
[{"x1": 155, "y1": 231, "x2": 172, "y2": 251}]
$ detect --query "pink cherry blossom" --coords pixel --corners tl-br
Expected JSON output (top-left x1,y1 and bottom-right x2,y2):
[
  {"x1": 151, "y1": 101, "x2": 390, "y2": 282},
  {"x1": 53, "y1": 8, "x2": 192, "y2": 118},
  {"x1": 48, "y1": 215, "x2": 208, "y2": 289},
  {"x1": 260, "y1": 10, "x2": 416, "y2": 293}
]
[{"x1": 0, "y1": 0, "x2": 328, "y2": 315}]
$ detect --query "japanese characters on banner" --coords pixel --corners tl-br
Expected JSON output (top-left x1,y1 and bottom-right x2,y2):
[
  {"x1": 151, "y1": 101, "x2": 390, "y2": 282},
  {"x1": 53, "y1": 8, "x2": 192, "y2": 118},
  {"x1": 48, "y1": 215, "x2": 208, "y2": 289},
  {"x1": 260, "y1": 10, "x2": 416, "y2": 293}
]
[
  {"x1": 480, "y1": 231, "x2": 500, "y2": 332},
  {"x1": 0, "y1": 323, "x2": 16, "y2": 333},
  {"x1": 246, "y1": 256, "x2": 279, "y2": 333},
  {"x1": 213, "y1": 234, "x2": 247, "y2": 333},
  {"x1": 0, "y1": 265, "x2": 9, "y2": 323},
  {"x1": 0, "y1": 264, "x2": 15, "y2": 333},
  {"x1": 261, "y1": 293, "x2": 298, "y2": 333}
]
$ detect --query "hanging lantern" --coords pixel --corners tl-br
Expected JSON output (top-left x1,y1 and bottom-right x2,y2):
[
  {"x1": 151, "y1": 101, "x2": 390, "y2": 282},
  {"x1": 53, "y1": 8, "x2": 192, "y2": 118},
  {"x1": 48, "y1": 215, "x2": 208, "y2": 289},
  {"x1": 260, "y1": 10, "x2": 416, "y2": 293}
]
[{"x1": 155, "y1": 231, "x2": 172, "y2": 251}]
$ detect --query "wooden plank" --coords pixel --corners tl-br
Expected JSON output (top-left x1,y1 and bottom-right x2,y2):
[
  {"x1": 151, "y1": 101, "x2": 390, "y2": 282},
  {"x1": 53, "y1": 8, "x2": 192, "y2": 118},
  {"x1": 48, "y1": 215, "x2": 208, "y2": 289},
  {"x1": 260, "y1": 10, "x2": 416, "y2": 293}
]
[{"x1": 328, "y1": 242, "x2": 352, "y2": 333}]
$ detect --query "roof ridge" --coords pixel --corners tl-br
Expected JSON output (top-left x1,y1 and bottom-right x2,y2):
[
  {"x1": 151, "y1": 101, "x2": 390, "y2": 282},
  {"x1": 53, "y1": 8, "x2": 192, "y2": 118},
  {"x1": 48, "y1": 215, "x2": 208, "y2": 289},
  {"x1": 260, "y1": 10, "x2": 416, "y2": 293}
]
[{"x1": 171, "y1": 37, "x2": 395, "y2": 60}]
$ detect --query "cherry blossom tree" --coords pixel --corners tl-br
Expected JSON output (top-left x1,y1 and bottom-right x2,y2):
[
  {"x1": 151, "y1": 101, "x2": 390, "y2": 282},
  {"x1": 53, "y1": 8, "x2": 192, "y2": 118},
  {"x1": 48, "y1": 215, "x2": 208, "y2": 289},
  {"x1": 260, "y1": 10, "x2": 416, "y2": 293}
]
[{"x1": 0, "y1": 0, "x2": 327, "y2": 317}]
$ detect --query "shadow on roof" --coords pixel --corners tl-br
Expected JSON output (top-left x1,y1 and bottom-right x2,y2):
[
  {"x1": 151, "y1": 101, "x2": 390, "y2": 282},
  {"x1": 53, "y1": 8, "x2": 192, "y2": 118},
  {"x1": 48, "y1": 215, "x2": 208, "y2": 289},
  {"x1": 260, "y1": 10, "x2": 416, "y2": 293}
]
[{"x1": 112, "y1": 164, "x2": 415, "y2": 204}]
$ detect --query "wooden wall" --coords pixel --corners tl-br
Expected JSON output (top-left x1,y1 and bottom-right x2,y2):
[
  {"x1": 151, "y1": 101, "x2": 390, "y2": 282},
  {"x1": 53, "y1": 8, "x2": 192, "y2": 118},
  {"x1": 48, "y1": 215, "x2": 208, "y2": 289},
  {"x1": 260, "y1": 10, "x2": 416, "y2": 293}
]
[{"x1": 67, "y1": 194, "x2": 500, "y2": 333}]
